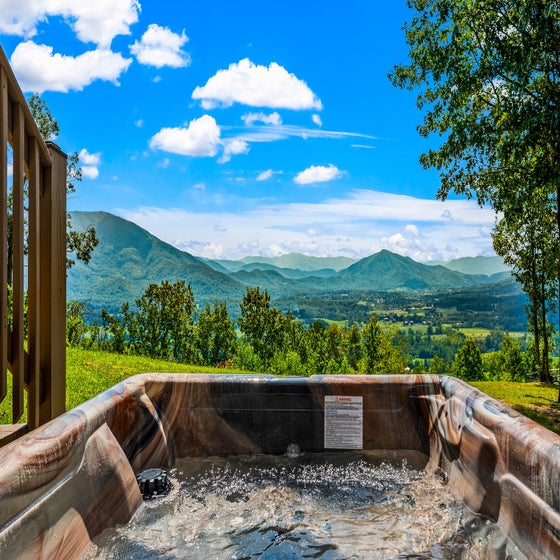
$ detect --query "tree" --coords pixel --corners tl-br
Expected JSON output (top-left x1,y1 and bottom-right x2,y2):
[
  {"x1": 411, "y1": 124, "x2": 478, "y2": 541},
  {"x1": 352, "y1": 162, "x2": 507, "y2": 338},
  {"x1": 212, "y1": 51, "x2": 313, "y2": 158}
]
[
  {"x1": 429, "y1": 354, "x2": 449, "y2": 376},
  {"x1": 124, "y1": 280, "x2": 196, "y2": 362},
  {"x1": 344, "y1": 323, "x2": 362, "y2": 371},
  {"x1": 27, "y1": 94, "x2": 99, "y2": 268},
  {"x1": 196, "y1": 301, "x2": 236, "y2": 366},
  {"x1": 238, "y1": 287, "x2": 286, "y2": 369},
  {"x1": 452, "y1": 338, "x2": 484, "y2": 381},
  {"x1": 361, "y1": 315, "x2": 384, "y2": 374},
  {"x1": 493, "y1": 191, "x2": 557, "y2": 381},
  {"x1": 391, "y1": 2, "x2": 559, "y2": 219},
  {"x1": 500, "y1": 334, "x2": 526, "y2": 382},
  {"x1": 391, "y1": 1, "x2": 560, "y2": 386}
]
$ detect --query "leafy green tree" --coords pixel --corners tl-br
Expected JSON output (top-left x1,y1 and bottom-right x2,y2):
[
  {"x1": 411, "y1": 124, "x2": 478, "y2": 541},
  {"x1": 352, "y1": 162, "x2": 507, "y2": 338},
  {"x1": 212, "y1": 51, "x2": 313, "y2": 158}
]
[
  {"x1": 500, "y1": 334, "x2": 526, "y2": 382},
  {"x1": 100, "y1": 308, "x2": 127, "y2": 354},
  {"x1": 391, "y1": 2, "x2": 559, "y2": 221},
  {"x1": 196, "y1": 301, "x2": 236, "y2": 366},
  {"x1": 325, "y1": 359, "x2": 340, "y2": 375},
  {"x1": 452, "y1": 338, "x2": 484, "y2": 381},
  {"x1": 66, "y1": 300, "x2": 88, "y2": 347},
  {"x1": 361, "y1": 315, "x2": 384, "y2": 374},
  {"x1": 429, "y1": 354, "x2": 449, "y2": 376},
  {"x1": 338, "y1": 356, "x2": 352, "y2": 375},
  {"x1": 124, "y1": 280, "x2": 196, "y2": 362},
  {"x1": 238, "y1": 287, "x2": 286, "y2": 369},
  {"x1": 391, "y1": 1, "x2": 560, "y2": 385},
  {"x1": 303, "y1": 320, "x2": 328, "y2": 375},
  {"x1": 344, "y1": 323, "x2": 362, "y2": 371},
  {"x1": 325, "y1": 323, "x2": 344, "y2": 364},
  {"x1": 232, "y1": 341, "x2": 263, "y2": 371}
]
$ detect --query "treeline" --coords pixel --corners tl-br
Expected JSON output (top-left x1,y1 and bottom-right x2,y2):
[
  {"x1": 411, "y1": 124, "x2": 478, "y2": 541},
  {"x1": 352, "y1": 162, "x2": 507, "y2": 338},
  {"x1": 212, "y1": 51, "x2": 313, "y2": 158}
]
[{"x1": 67, "y1": 280, "x2": 535, "y2": 382}]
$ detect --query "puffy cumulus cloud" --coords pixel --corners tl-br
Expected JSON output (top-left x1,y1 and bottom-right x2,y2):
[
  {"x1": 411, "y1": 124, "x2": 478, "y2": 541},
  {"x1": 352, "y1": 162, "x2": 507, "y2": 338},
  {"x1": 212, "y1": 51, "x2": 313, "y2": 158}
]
[
  {"x1": 256, "y1": 169, "x2": 273, "y2": 181},
  {"x1": 174, "y1": 240, "x2": 225, "y2": 259},
  {"x1": 10, "y1": 41, "x2": 132, "y2": 93},
  {"x1": 218, "y1": 139, "x2": 250, "y2": 163},
  {"x1": 242, "y1": 112, "x2": 282, "y2": 126},
  {"x1": 79, "y1": 148, "x2": 101, "y2": 179},
  {"x1": 294, "y1": 164, "x2": 343, "y2": 185},
  {"x1": 404, "y1": 224, "x2": 420, "y2": 237},
  {"x1": 312, "y1": 114, "x2": 323, "y2": 127},
  {"x1": 380, "y1": 225, "x2": 444, "y2": 262},
  {"x1": 0, "y1": 0, "x2": 140, "y2": 48},
  {"x1": 130, "y1": 24, "x2": 191, "y2": 68},
  {"x1": 192, "y1": 58, "x2": 323, "y2": 110},
  {"x1": 149, "y1": 115, "x2": 221, "y2": 157}
]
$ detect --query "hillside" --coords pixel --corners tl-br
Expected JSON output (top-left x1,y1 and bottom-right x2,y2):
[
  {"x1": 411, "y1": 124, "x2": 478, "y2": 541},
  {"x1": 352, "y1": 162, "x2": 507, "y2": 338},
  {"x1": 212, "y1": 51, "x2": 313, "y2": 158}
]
[
  {"x1": 68, "y1": 211, "x2": 517, "y2": 320},
  {"x1": 68, "y1": 212, "x2": 246, "y2": 314},
  {"x1": 426, "y1": 255, "x2": 509, "y2": 276},
  {"x1": 335, "y1": 250, "x2": 489, "y2": 290},
  {"x1": 216, "y1": 253, "x2": 356, "y2": 272}
]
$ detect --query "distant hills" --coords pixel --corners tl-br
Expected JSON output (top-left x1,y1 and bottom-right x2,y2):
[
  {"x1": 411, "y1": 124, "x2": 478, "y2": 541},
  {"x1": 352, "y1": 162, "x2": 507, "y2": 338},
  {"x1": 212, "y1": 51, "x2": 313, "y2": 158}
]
[{"x1": 68, "y1": 211, "x2": 514, "y2": 317}]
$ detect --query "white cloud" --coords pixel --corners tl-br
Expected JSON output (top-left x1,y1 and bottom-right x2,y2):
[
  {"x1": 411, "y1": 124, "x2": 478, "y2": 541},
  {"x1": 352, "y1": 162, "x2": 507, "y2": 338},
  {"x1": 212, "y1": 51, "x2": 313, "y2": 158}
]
[
  {"x1": 242, "y1": 112, "x2": 282, "y2": 126},
  {"x1": 130, "y1": 24, "x2": 191, "y2": 68},
  {"x1": 149, "y1": 115, "x2": 221, "y2": 157},
  {"x1": 312, "y1": 114, "x2": 323, "y2": 126},
  {"x1": 0, "y1": 0, "x2": 140, "y2": 48},
  {"x1": 294, "y1": 164, "x2": 343, "y2": 185},
  {"x1": 79, "y1": 148, "x2": 101, "y2": 179},
  {"x1": 218, "y1": 140, "x2": 250, "y2": 163},
  {"x1": 227, "y1": 124, "x2": 377, "y2": 145},
  {"x1": 192, "y1": 58, "x2": 323, "y2": 110},
  {"x1": 10, "y1": 41, "x2": 132, "y2": 93},
  {"x1": 404, "y1": 224, "x2": 420, "y2": 237},
  {"x1": 118, "y1": 189, "x2": 497, "y2": 262},
  {"x1": 135, "y1": 119, "x2": 143, "y2": 128},
  {"x1": 256, "y1": 169, "x2": 273, "y2": 181}
]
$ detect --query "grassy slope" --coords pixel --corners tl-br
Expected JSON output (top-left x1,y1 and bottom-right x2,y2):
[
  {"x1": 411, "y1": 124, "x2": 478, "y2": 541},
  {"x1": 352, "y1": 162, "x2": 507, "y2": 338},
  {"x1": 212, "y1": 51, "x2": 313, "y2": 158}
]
[
  {"x1": 472, "y1": 381, "x2": 560, "y2": 435},
  {"x1": 2, "y1": 349, "x2": 560, "y2": 436}
]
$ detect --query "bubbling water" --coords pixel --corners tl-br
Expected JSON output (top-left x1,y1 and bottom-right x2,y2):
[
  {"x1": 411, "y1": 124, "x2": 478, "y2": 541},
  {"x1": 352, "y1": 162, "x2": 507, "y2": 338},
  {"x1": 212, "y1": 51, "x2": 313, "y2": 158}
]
[{"x1": 89, "y1": 452, "x2": 523, "y2": 560}]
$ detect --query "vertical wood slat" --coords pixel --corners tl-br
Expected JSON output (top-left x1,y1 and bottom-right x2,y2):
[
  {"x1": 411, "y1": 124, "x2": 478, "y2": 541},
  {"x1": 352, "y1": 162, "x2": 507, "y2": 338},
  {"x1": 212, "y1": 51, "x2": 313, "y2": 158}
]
[
  {"x1": 27, "y1": 137, "x2": 40, "y2": 429},
  {"x1": 0, "y1": 67, "x2": 8, "y2": 402},
  {"x1": 39, "y1": 143, "x2": 66, "y2": 424},
  {"x1": 11, "y1": 102, "x2": 25, "y2": 421}
]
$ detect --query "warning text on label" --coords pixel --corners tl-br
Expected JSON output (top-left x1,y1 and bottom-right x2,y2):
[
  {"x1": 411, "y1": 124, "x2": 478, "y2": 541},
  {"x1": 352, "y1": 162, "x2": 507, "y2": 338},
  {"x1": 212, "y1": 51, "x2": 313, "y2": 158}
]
[{"x1": 324, "y1": 395, "x2": 363, "y2": 449}]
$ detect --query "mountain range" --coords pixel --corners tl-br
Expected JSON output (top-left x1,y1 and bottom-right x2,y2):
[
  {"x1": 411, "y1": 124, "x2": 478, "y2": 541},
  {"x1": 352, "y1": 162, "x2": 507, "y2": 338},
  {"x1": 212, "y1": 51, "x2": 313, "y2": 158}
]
[{"x1": 68, "y1": 211, "x2": 513, "y2": 317}]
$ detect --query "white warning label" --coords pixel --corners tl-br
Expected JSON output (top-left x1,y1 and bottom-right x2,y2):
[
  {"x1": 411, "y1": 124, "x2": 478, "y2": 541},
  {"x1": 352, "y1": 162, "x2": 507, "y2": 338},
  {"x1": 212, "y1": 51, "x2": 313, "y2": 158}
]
[{"x1": 324, "y1": 395, "x2": 363, "y2": 449}]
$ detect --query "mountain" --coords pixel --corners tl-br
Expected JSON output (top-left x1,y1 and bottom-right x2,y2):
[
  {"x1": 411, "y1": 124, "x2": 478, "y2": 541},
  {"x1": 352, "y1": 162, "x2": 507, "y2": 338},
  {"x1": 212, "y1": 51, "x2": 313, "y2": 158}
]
[
  {"x1": 335, "y1": 250, "x2": 490, "y2": 290},
  {"x1": 425, "y1": 255, "x2": 509, "y2": 276},
  {"x1": 215, "y1": 253, "x2": 356, "y2": 272},
  {"x1": 68, "y1": 212, "x2": 245, "y2": 314},
  {"x1": 68, "y1": 211, "x2": 514, "y2": 317}
]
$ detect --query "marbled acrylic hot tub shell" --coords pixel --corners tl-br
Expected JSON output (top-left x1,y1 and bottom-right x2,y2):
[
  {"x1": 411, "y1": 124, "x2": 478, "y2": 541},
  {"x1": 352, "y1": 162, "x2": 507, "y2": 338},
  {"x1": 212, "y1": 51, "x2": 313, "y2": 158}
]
[{"x1": 0, "y1": 374, "x2": 559, "y2": 559}]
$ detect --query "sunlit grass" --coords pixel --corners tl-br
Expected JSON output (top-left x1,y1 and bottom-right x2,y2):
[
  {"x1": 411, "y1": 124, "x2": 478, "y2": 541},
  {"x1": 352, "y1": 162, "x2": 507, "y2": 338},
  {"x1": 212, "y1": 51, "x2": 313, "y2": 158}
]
[{"x1": 472, "y1": 381, "x2": 560, "y2": 435}]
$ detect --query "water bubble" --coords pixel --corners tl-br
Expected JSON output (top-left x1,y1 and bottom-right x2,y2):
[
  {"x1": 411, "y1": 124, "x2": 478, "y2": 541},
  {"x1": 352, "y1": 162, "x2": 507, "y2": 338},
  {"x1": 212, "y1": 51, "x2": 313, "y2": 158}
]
[{"x1": 286, "y1": 442, "x2": 300, "y2": 457}]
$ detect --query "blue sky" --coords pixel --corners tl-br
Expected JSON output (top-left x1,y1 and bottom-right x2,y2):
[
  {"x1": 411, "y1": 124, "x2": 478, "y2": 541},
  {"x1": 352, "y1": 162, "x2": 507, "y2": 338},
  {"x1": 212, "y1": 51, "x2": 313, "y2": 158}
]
[{"x1": 0, "y1": 0, "x2": 496, "y2": 262}]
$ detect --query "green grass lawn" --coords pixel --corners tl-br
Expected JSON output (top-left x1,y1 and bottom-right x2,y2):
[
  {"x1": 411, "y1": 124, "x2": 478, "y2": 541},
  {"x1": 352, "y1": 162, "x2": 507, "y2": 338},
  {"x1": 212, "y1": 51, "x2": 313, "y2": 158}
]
[
  {"x1": 472, "y1": 381, "x2": 560, "y2": 435},
  {"x1": 2, "y1": 349, "x2": 560, "y2": 436}
]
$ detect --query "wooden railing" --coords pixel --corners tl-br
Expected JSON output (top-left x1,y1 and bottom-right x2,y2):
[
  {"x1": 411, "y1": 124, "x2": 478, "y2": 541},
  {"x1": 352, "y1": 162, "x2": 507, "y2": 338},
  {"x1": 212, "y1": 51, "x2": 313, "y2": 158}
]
[{"x1": 1, "y1": 44, "x2": 66, "y2": 441}]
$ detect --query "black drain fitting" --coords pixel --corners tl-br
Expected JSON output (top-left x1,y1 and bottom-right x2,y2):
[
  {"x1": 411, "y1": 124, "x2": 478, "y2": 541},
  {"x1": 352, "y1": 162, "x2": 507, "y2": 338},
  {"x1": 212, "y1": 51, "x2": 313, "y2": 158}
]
[{"x1": 136, "y1": 467, "x2": 172, "y2": 500}]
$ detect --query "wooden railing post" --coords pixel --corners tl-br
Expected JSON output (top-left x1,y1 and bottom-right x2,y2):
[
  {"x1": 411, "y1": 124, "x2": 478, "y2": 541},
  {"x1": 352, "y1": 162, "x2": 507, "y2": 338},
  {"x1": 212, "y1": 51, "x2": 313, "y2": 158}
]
[{"x1": 38, "y1": 143, "x2": 67, "y2": 424}]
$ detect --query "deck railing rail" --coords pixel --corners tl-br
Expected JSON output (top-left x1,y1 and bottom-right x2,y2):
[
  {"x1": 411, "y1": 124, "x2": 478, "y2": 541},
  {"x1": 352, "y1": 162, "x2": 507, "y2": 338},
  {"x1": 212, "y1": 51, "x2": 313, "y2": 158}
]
[{"x1": 0, "y1": 44, "x2": 67, "y2": 441}]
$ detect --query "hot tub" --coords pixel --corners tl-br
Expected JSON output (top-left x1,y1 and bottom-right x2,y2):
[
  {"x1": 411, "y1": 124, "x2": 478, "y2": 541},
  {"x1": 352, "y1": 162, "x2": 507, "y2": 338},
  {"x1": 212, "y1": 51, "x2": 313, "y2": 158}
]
[{"x1": 0, "y1": 374, "x2": 559, "y2": 559}]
